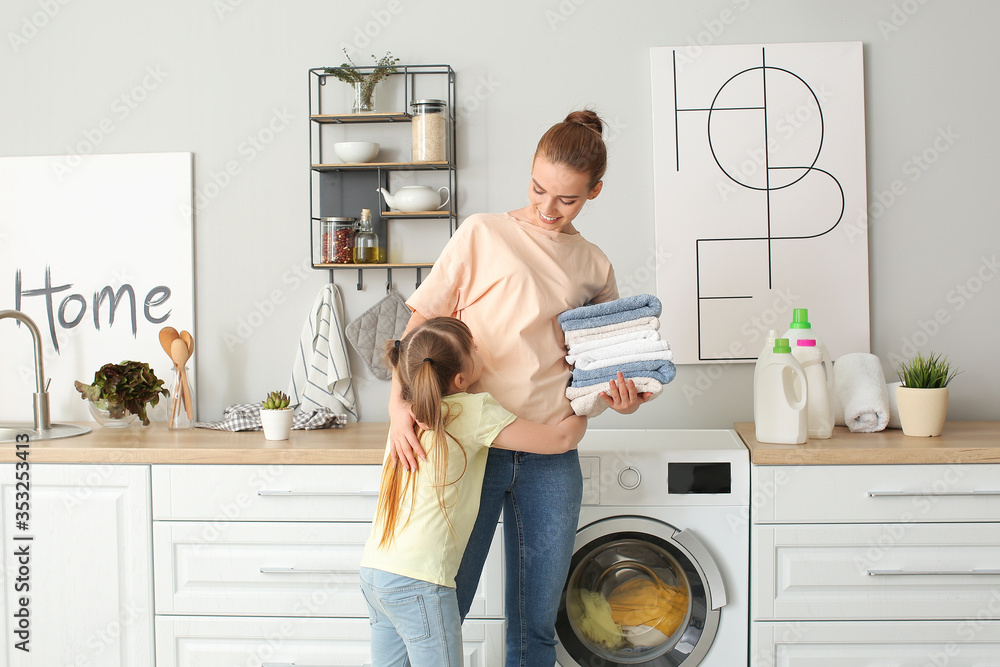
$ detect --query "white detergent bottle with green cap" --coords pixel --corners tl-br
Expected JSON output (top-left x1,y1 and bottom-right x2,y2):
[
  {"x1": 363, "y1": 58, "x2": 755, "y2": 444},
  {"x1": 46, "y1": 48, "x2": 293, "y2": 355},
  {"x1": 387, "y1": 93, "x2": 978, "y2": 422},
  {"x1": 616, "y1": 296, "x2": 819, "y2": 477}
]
[
  {"x1": 782, "y1": 307, "x2": 838, "y2": 424},
  {"x1": 752, "y1": 329, "x2": 778, "y2": 420},
  {"x1": 754, "y1": 338, "x2": 808, "y2": 445},
  {"x1": 792, "y1": 339, "x2": 834, "y2": 439}
]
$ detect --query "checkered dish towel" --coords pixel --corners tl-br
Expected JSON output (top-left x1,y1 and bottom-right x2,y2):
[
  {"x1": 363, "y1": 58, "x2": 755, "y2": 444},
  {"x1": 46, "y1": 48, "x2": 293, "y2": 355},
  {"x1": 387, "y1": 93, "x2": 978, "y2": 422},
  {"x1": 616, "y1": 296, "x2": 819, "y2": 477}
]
[{"x1": 194, "y1": 404, "x2": 348, "y2": 431}]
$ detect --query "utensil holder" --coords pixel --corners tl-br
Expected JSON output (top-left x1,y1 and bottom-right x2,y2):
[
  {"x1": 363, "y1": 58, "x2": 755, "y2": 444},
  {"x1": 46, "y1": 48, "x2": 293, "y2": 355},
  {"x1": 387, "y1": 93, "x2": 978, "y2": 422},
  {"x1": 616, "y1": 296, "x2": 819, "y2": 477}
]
[{"x1": 168, "y1": 365, "x2": 194, "y2": 430}]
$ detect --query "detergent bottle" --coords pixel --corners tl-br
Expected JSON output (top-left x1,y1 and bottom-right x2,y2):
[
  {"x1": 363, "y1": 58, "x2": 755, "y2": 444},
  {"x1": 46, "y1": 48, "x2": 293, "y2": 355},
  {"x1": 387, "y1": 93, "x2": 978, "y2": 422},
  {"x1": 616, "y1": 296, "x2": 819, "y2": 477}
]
[
  {"x1": 752, "y1": 329, "x2": 778, "y2": 419},
  {"x1": 782, "y1": 308, "x2": 837, "y2": 423},
  {"x1": 792, "y1": 339, "x2": 834, "y2": 439},
  {"x1": 754, "y1": 338, "x2": 808, "y2": 445}
]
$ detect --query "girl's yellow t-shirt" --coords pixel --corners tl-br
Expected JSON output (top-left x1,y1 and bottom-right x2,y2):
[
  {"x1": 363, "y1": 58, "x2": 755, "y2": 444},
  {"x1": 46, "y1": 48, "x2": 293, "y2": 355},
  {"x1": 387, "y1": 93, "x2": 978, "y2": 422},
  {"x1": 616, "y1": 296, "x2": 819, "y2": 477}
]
[
  {"x1": 406, "y1": 212, "x2": 618, "y2": 425},
  {"x1": 360, "y1": 392, "x2": 516, "y2": 587}
]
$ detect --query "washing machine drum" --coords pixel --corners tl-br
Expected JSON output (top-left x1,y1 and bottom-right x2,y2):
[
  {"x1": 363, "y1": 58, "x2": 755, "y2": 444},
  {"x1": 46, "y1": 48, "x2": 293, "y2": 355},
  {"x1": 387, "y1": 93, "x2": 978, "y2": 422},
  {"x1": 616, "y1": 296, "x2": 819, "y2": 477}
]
[{"x1": 556, "y1": 516, "x2": 724, "y2": 666}]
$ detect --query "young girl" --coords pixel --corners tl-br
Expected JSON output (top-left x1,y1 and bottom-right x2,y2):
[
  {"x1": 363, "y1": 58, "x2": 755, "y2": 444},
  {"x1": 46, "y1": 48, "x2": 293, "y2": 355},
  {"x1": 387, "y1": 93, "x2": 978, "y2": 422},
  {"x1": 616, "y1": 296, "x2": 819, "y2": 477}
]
[{"x1": 359, "y1": 317, "x2": 587, "y2": 666}]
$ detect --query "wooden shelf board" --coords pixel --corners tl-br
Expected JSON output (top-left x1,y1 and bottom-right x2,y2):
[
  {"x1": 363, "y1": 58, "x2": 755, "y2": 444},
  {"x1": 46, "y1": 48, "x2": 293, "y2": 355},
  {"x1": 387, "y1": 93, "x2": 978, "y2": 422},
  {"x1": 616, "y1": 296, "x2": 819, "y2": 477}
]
[
  {"x1": 316, "y1": 263, "x2": 434, "y2": 269},
  {"x1": 381, "y1": 211, "x2": 453, "y2": 218},
  {"x1": 312, "y1": 161, "x2": 450, "y2": 171},
  {"x1": 311, "y1": 113, "x2": 411, "y2": 124}
]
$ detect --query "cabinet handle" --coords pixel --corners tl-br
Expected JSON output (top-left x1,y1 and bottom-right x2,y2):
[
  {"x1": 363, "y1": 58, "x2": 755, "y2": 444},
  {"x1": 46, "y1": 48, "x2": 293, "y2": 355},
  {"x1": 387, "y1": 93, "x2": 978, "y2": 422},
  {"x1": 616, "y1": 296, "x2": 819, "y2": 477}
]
[
  {"x1": 257, "y1": 489, "x2": 379, "y2": 497},
  {"x1": 867, "y1": 569, "x2": 1000, "y2": 576},
  {"x1": 867, "y1": 490, "x2": 1000, "y2": 497},
  {"x1": 259, "y1": 567, "x2": 357, "y2": 574},
  {"x1": 262, "y1": 663, "x2": 360, "y2": 667}
]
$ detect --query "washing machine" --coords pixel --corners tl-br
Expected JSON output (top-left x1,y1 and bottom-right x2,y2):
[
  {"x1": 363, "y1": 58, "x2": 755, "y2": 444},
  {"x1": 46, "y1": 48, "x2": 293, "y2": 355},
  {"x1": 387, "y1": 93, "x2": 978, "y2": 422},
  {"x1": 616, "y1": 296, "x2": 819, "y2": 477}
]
[{"x1": 556, "y1": 429, "x2": 750, "y2": 667}]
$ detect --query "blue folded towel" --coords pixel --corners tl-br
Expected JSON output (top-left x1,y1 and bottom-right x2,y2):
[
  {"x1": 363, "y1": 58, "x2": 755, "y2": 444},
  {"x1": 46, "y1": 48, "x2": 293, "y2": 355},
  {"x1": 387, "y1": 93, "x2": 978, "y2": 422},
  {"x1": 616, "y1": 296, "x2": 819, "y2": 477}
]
[
  {"x1": 571, "y1": 360, "x2": 677, "y2": 388},
  {"x1": 558, "y1": 294, "x2": 663, "y2": 332}
]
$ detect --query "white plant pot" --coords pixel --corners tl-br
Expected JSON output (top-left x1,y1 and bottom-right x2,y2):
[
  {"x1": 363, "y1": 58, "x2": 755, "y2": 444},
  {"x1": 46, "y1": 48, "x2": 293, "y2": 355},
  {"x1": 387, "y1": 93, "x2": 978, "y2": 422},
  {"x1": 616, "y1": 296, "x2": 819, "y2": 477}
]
[
  {"x1": 896, "y1": 386, "x2": 949, "y2": 437},
  {"x1": 260, "y1": 408, "x2": 294, "y2": 440}
]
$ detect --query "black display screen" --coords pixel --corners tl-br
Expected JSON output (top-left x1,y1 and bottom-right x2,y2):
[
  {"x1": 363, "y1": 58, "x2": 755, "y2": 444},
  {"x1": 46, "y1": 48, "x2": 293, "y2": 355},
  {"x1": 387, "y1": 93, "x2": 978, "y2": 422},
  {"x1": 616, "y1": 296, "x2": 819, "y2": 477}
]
[{"x1": 668, "y1": 462, "x2": 732, "y2": 494}]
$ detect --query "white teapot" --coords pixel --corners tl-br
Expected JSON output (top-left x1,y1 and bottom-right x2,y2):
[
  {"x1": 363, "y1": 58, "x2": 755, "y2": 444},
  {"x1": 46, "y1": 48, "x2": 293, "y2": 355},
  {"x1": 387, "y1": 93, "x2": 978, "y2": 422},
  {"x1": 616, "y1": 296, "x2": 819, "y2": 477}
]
[{"x1": 378, "y1": 186, "x2": 450, "y2": 213}]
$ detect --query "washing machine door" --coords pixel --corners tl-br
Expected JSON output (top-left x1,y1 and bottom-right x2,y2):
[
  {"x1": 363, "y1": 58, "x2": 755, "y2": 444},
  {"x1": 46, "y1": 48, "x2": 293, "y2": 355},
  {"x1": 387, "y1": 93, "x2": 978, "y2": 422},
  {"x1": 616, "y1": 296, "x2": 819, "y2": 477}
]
[{"x1": 555, "y1": 516, "x2": 725, "y2": 666}]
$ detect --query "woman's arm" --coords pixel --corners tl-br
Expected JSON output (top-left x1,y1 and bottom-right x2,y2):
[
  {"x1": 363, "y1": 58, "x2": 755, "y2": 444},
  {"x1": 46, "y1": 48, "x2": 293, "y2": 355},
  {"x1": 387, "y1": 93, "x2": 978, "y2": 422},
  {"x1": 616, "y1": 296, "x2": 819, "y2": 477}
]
[
  {"x1": 387, "y1": 310, "x2": 429, "y2": 471},
  {"x1": 492, "y1": 414, "x2": 587, "y2": 454}
]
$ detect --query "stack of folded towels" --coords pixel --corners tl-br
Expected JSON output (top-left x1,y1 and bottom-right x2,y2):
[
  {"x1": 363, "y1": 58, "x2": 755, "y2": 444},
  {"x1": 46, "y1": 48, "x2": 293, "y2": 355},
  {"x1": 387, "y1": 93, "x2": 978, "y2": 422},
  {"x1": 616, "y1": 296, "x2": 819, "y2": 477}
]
[{"x1": 558, "y1": 294, "x2": 676, "y2": 418}]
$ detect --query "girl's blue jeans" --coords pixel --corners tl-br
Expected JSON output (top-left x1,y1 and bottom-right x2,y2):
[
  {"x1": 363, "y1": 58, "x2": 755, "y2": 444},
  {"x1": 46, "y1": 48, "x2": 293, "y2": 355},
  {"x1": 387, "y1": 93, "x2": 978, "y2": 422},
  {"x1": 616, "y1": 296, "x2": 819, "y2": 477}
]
[
  {"x1": 455, "y1": 448, "x2": 583, "y2": 667},
  {"x1": 359, "y1": 567, "x2": 464, "y2": 666}
]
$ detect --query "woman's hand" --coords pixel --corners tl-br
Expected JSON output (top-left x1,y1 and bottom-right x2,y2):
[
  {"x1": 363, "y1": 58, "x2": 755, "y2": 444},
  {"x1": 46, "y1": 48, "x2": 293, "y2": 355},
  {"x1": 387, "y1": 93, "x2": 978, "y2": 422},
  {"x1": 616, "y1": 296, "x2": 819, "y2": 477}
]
[
  {"x1": 600, "y1": 372, "x2": 653, "y2": 415},
  {"x1": 388, "y1": 393, "x2": 426, "y2": 471}
]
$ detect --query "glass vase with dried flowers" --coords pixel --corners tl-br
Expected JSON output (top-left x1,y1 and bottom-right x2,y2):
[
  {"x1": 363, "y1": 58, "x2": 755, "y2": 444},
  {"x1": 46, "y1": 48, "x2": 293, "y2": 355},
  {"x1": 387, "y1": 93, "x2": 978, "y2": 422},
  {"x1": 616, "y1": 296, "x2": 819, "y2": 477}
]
[{"x1": 325, "y1": 50, "x2": 400, "y2": 114}]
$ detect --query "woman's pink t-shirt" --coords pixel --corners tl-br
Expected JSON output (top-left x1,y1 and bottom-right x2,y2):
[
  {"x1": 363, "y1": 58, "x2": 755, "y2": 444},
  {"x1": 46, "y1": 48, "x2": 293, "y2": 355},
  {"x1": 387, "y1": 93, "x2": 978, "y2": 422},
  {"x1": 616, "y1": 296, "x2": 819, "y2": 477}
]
[{"x1": 406, "y1": 212, "x2": 617, "y2": 424}]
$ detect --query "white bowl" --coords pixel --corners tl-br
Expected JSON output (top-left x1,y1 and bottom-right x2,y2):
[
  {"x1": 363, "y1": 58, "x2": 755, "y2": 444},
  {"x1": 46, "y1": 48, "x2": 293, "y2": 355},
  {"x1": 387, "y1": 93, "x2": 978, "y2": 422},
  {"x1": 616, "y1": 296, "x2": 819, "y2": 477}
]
[{"x1": 334, "y1": 141, "x2": 379, "y2": 163}]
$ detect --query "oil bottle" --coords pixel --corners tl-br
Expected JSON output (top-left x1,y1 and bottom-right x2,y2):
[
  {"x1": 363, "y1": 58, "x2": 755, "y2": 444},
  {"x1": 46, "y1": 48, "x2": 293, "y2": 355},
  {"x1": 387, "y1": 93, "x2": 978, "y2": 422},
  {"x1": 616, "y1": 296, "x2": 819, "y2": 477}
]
[{"x1": 353, "y1": 208, "x2": 381, "y2": 264}]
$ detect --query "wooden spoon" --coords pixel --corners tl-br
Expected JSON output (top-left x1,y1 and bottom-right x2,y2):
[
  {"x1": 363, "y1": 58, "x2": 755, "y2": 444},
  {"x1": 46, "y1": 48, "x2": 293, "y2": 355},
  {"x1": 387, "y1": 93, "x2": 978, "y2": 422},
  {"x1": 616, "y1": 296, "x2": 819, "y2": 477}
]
[
  {"x1": 180, "y1": 330, "x2": 193, "y2": 356},
  {"x1": 159, "y1": 327, "x2": 179, "y2": 361},
  {"x1": 170, "y1": 337, "x2": 194, "y2": 421}
]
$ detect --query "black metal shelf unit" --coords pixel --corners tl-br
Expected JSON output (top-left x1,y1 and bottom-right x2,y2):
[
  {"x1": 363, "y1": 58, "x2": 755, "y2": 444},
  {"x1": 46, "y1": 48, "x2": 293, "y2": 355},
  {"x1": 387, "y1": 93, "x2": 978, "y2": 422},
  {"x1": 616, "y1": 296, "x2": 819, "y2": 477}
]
[{"x1": 308, "y1": 65, "x2": 457, "y2": 290}]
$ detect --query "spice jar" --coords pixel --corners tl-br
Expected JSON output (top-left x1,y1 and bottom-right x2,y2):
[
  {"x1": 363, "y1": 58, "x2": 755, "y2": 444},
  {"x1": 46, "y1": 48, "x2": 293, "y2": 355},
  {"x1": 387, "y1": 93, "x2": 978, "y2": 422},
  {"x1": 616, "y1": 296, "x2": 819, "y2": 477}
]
[
  {"x1": 353, "y1": 209, "x2": 381, "y2": 264},
  {"x1": 411, "y1": 99, "x2": 448, "y2": 162},
  {"x1": 321, "y1": 217, "x2": 356, "y2": 264}
]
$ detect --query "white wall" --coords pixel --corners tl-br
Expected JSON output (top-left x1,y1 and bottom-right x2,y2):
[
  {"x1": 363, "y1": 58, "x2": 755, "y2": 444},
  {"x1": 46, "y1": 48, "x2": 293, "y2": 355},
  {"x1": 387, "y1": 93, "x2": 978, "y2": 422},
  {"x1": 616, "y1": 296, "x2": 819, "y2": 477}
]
[{"x1": 2, "y1": 0, "x2": 997, "y2": 427}]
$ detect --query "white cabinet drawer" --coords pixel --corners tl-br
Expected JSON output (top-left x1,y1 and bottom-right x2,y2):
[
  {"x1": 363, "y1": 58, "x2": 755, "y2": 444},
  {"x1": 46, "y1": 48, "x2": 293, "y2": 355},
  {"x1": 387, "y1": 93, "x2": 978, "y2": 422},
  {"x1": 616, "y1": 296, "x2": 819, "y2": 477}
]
[
  {"x1": 753, "y1": 464, "x2": 1000, "y2": 523},
  {"x1": 154, "y1": 615, "x2": 505, "y2": 666},
  {"x1": 752, "y1": 620, "x2": 1000, "y2": 666},
  {"x1": 154, "y1": 521, "x2": 504, "y2": 618},
  {"x1": 152, "y1": 464, "x2": 382, "y2": 521},
  {"x1": 753, "y1": 523, "x2": 1000, "y2": 621}
]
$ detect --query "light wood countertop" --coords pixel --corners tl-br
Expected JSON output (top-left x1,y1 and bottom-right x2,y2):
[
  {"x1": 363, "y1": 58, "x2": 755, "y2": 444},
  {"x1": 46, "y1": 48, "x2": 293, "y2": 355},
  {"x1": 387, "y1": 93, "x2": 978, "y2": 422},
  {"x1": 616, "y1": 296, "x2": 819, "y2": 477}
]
[
  {"x1": 0, "y1": 421, "x2": 390, "y2": 464},
  {"x1": 734, "y1": 421, "x2": 1000, "y2": 465}
]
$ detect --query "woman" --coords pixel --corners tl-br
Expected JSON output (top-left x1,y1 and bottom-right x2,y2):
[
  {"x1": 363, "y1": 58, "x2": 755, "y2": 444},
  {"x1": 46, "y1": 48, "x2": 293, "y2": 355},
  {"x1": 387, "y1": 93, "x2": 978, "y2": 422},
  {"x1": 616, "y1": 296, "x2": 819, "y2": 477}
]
[{"x1": 389, "y1": 110, "x2": 650, "y2": 666}]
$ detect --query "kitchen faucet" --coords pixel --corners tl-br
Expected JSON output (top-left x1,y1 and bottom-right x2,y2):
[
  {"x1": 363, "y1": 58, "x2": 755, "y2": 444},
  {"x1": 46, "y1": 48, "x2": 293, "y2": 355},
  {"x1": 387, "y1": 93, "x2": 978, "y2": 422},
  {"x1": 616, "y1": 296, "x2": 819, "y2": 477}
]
[{"x1": 0, "y1": 309, "x2": 51, "y2": 431}]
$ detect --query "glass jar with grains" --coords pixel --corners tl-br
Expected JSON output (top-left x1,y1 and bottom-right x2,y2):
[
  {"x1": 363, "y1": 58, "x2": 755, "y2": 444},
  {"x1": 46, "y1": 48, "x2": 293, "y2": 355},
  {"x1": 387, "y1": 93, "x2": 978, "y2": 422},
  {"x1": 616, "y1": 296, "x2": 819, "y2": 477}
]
[{"x1": 411, "y1": 99, "x2": 448, "y2": 162}]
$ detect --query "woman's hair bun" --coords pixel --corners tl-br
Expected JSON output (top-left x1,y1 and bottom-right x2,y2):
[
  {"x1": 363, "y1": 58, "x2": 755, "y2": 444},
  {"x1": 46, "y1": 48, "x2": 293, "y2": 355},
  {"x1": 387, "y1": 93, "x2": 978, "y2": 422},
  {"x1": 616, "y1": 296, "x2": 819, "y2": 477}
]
[{"x1": 564, "y1": 109, "x2": 603, "y2": 137}]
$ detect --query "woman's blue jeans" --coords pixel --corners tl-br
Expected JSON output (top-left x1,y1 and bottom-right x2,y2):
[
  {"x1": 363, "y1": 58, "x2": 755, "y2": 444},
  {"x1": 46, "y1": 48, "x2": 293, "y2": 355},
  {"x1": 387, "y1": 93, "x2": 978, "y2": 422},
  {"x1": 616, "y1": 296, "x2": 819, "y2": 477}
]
[
  {"x1": 359, "y1": 567, "x2": 464, "y2": 666},
  {"x1": 455, "y1": 447, "x2": 583, "y2": 667}
]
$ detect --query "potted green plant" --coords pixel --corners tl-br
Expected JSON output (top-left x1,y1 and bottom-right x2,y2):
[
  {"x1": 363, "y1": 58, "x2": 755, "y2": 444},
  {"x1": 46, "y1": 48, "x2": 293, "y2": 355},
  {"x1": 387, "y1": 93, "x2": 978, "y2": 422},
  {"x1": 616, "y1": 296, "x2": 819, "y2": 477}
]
[
  {"x1": 75, "y1": 361, "x2": 168, "y2": 427},
  {"x1": 895, "y1": 352, "x2": 960, "y2": 437},
  {"x1": 325, "y1": 50, "x2": 399, "y2": 113},
  {"x1": 260, "y1": 390, "x2": 294, "y2": 440}
]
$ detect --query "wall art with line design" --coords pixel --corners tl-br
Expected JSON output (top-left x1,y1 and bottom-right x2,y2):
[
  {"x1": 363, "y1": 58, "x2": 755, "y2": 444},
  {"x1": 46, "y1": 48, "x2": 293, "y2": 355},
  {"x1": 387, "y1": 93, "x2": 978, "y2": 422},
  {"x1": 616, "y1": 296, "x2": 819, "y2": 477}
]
[{"x1": 651, "y1": 42, "x2": 869, "y2": 365}]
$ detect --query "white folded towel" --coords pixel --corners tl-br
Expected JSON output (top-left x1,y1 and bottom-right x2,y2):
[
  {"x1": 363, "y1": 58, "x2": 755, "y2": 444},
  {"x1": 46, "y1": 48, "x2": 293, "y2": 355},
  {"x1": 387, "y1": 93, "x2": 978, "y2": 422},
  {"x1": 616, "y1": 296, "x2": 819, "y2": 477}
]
[
  {"x1": 566, "y1": 377, "x2": 664, "y2": 418},
  {"x1": 287, "y1": 284, "x2": 358, "y2": 420},
  {"x1": 567, "y1": 329, "x2": 661, "y2": 356},
  {"x1": 563, "y1": 316, "x2": 660, "y2": 345},
  {"x1": 567, "y1": 339, "x2": 673, "y2": 371},
  {"x1": 833, "y1": 353, "x2": 889, "y2": 433}
]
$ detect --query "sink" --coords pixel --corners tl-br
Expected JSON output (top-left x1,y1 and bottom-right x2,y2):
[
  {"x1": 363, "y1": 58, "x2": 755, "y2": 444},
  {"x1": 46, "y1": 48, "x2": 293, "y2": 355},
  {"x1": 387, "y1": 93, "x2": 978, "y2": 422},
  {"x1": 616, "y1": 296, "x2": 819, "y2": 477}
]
[{"x1": 0, "y1": 422, "x2": 92, "y2": 443}]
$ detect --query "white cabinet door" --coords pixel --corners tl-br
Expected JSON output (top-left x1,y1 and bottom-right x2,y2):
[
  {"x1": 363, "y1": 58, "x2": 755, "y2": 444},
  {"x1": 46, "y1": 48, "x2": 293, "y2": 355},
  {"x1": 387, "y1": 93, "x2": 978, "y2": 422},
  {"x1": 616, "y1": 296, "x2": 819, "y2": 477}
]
[
  {"x1": 154, "y1": 520, "x2": 504, "y2": 619},
  {"x1": 753, "y1": 464, "x2": 1000, "y2": 524},
  {"x1": 752, "y1": 620, "x2": 1000, "y2": 666},
  {"x1": 155, "y1": 615, "x2": 505, "y2": 666},
  {"x1": 152, "y1": 464, "x2": 382, "y2": 521},
  {"x1": 753, "y1": 522, "x2": 1000, "y2": 620},
  {"x1": 0, "y1": 463, "x2": 153, "y2": 667}
]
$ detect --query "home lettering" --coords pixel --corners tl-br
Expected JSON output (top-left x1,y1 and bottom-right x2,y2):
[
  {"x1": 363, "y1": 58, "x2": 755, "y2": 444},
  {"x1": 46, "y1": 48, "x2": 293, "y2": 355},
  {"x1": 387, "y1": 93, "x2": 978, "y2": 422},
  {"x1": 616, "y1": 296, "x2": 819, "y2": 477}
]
[{"x1": 14, "y1": 267, "x2": 172, "y2": 352}]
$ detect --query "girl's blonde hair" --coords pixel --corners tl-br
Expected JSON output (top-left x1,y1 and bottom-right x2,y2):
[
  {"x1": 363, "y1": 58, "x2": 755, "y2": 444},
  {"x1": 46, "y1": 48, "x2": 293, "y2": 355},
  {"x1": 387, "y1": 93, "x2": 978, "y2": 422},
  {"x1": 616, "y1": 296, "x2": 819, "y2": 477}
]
[{"x1": 374, "y1": 317, "x2": 475, "y2": 549}]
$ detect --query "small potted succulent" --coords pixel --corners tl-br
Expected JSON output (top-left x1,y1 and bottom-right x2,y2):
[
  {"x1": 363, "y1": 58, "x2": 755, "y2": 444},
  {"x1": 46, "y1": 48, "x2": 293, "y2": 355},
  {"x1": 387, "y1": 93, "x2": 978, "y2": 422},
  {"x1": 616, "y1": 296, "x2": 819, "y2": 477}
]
[
  {"x1": 75, "y1": 361, "x2": 168, "y2": 427},
  {"x1": 260, "y1": 390, "x2": 294, "y2": 440},
  {"x1": 325, "y1": 49, "x2": 399, "y2": 113},
  {"x1": 895, "y1": 352, "x2": 960, "y2": 437}
]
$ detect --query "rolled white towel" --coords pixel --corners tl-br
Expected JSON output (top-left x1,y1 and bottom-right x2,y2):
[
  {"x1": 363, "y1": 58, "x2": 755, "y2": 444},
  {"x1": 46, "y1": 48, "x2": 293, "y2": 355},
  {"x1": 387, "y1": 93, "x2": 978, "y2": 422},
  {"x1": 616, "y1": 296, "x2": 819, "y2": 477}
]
[
  {"x1": 567, "y1": 339, "x2": 673, "y2": 371},
  {"x1": 833, "y1": 353, "x2": 890, "y2": 433}
]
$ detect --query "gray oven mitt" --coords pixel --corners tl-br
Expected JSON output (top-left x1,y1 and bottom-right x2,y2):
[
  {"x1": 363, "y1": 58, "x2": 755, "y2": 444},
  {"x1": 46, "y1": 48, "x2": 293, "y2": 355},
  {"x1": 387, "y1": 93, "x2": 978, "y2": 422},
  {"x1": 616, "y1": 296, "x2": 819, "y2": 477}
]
[{"x1": 345, "y1": 290, "x2": 412, "y2": 381}]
